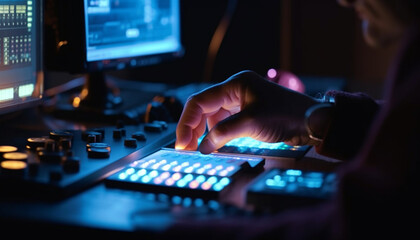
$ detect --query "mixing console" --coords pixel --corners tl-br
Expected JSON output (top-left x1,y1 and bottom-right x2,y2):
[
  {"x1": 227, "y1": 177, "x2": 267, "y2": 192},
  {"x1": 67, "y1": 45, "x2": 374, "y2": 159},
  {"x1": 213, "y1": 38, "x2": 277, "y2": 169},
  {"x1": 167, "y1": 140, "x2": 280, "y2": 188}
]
[{"x1": 0, "y1": 121, "x2": 176, "y2": 199}]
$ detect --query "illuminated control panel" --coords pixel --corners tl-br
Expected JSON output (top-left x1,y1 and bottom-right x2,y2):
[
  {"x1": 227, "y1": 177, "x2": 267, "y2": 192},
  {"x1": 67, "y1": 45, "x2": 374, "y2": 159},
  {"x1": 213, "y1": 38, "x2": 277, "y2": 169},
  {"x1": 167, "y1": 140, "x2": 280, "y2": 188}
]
[
  {"x1": 1, "y1": 1, "x2": 32, "y2": 67},
  {"x1": 246, "y1": 168, "x2": 337, "y2": 211},
  {"x1": 198, "y1": 136, "x2": 311, "y2": 159},
  {"x1": 105, "y1": 148, "x2": 265, "y2": 199}
]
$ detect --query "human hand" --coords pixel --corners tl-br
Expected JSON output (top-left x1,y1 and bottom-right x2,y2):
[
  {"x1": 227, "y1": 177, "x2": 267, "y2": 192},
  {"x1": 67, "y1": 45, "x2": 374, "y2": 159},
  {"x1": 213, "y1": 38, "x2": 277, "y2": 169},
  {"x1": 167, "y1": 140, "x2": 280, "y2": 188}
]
[{"x1": 175, "y1": 70, "x2": 320, "y2": 154}]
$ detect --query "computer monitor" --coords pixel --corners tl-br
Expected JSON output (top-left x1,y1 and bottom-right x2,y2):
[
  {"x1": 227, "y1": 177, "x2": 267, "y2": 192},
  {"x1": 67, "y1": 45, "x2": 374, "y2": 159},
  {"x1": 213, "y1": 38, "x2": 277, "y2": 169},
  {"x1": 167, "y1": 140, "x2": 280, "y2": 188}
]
[
  {"x1": 44, "y1": 0, "x2": 183, "y2": 123},
  {"x1": 0, "y1": 0, "x2": 43, "y2": 116}
]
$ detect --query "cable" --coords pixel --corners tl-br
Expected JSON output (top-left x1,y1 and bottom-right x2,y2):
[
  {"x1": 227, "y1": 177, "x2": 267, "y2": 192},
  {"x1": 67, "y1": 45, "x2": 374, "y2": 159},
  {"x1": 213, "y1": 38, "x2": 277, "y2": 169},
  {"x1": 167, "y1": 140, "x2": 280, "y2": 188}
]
[{"x1": 202, "y1": 0, "x2": 238, "y2": 83}]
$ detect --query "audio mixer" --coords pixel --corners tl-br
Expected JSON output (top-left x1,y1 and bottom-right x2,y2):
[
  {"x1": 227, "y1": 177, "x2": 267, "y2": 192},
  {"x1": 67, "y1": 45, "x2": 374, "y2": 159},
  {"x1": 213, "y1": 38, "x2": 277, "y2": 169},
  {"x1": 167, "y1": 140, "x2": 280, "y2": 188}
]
[{"x1": 0, "y1": 120, "x2": 176, "y2": 199}]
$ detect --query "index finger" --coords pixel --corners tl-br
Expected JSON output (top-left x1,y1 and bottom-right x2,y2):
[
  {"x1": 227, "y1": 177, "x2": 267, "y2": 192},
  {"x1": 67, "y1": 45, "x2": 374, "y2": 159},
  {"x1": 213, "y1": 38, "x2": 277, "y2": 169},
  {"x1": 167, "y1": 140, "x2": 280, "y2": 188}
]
[{"x1": 175, "y1": 81, "x2": 241, "y2": 150}]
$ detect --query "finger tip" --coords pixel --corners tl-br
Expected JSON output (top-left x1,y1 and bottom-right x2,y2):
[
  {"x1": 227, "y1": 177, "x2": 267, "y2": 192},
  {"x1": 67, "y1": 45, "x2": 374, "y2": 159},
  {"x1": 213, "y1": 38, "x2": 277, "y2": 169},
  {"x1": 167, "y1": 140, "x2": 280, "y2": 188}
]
[{"x1": 198, "y1": 138, "x2": 216, "y2": 154}]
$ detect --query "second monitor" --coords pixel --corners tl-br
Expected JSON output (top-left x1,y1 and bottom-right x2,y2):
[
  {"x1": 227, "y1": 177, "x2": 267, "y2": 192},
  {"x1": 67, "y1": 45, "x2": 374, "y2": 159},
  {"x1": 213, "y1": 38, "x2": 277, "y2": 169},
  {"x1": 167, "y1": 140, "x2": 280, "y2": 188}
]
[{"x1": 44, "y1": 0, "x2": 184, "y2": 123}]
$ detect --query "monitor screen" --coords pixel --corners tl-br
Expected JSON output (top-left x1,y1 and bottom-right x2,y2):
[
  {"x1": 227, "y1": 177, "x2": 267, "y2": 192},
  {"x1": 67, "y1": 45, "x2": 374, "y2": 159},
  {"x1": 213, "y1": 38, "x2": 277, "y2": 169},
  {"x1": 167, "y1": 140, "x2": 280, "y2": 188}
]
[
  {"x1": 0, "y1": 0, "x2": 43, "y2": 115},
  {"x1": 43, "y1": 0, "x2": 184, "y2": 123},
  {"x1": 45, "y1": 0, "x2": 183, "y2": 74},
  {"x1": 83, "y1": 0, "x2": 183, "y2": 72}
]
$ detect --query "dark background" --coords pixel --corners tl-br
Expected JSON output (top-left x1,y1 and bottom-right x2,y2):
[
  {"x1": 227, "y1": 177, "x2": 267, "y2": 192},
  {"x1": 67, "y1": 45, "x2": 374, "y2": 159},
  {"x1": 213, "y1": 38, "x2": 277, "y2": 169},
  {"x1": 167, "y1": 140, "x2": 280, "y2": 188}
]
[{"x1": 44, "y1": 0, "x2": 396, "y2": 99}]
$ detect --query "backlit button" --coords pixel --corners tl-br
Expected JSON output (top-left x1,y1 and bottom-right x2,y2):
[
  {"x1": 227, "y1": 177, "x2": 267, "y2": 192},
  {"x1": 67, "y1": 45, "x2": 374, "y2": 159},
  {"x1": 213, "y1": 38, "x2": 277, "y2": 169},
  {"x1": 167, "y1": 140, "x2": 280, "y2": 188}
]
[
  {"x1": 0, "y1": 145, "x2": 18, "y2": 154},
  {"x1": 0, "y1": 160, "x2": 27, "y2": 176},
  {"x1": 0, "y1": 145, "x2": 18, "y2": 161},
  {"x1": 3, "y1": 152, "x2": 28, "y2": 162}
]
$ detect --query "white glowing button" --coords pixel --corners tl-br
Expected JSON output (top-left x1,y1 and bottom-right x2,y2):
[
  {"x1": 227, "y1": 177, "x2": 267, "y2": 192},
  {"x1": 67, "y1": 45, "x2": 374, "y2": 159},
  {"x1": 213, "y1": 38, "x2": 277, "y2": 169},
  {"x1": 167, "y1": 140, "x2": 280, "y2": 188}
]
[
  {"x1": 215, "y1": 165, "x2": 223, "y2": 170},
  {"x1": 201, "y1": 182, "x2": 211, "y2": 190},
  {"x1": 0, "y1": 88, "x2": 14, "y2": 102},
  {"x1": 136, "y1": 169, "x2": 147, "y2": 176},
  {"x1": 171, "y1": 173, "x2": 182, "y2": 181},
  {"x1": 125, "y1": 168, "x2": 135, "y2": 175},
  {"x1": 1, "y1": 160, "x2": 27, "y2": 170},
  {"x1": 184, "y1": 166, "x2": 194, "y2": 173},
  {"x1": 3, "y1": 152, "x2": 28, "y2": 161},
  {"x1": 149, "y1": 170, "x2": 159, "y2": 178},
  {"x1": 0, "y1": 145, "x2": 18, "y2": 153},
  {"x1": 207, "y1": 176, "x2": 218, "y2": 184},
  {"x1": 165, "y1": 178, "x2": 175, "y2": 186},
  {"x1": 189, "y1": 180, "x2": 199, "y2": 189},
  {"x1": 130, "y1": 174, "x2": 140, "y2": 181},
  {"x1": 160, "y1": 172, "x2": 170, "y2": 180},
  {"x1": 172, "y1": 165, "x2": 182, "y2": 172},
  {"x1": 161, "y1": 164, "x2": 172, "y2": 171},
  {"x1": 181, "y1": 162, "x2": 189, "y2": 167},
  {"x1": 118, "y1": 172, "x2": 127, "y2": 179},
  {"x1": 18, "y1": 83, "x2": 34, "y2": 97}
]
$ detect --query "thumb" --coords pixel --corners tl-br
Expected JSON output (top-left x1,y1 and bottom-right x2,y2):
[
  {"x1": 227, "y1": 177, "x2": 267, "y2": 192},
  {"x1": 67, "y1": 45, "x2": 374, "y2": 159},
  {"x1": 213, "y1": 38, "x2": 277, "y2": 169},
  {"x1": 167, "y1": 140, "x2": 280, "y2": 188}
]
[{"x1": 199, "y1": 110, "x2": 254, "y2": 154}]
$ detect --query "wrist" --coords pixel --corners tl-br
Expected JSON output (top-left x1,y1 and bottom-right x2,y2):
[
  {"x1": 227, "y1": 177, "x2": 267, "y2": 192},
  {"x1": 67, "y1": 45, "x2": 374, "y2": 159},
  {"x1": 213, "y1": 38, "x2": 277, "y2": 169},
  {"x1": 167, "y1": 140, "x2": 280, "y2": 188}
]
[{"x1": 304, "y1": 96, "x2": 335, "y2": 144}]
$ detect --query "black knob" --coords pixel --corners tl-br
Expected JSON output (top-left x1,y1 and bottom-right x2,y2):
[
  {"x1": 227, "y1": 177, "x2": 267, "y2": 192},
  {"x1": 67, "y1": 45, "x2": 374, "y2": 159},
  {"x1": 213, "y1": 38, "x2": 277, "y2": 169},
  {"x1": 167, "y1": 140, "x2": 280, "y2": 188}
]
[
  {"x1": 124, "y1": 138, "x2": 137, "y2": 147},
  {"x1": 112, "y1": 129, "x2": 122, "y2": 139},
  {"x1": 132, "y1": 131, "x2": 146, "y2": 141},
  {"x1": 49, "y1": 130, "x2": 73, "y2": 142},
  {"x1": 62, "y1": 157, "x2": 80, "y2": 173},
  {"x1": 87, "y1": 147, "x2": 111, "y2": 159}
]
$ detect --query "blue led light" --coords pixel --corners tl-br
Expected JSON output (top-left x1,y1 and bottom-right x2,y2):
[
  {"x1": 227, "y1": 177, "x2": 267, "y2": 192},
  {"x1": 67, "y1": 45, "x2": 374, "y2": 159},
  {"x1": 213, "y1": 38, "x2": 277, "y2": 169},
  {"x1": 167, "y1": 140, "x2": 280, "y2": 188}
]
[
  {"x1": 207, "y1": 176, "x2": 218, "y2": 185},
  {"x1": 137, "y1": 168, "x2": 147, "y2": 176},
  {"x1": 141, "y1": 175, "x2": 151, "y2": 183},
  {"x1": 125, "y1": 167, "x2": 135, "y2": 175},
  {"x1": 118, "y1": 172, "x2": 127, "y2": 180},
  {"x1": 196, "y1": 175, "x2": 206, "y2": 183},
  {"x1": 285, "y1": 169, "x2": 302, "y2": 176},
  {"x1": 176, "y1": 179, "x2": 187, "y2": 188},
  {"x1": 219, "y1": 177, "x2": 230, "y2": 186},
  {"x1": 266, "y1": 178, "x2": 286, "y2": 188},
  {"x1": 305, "y1": 179, "x2": 323, "y2": 188},
  {"x1": 172, "y1": 196, "x2": 182, "y2": 205},
  {"x1": 183, "y1": 174, "x2": 194, "y2": 182},
  {"x1": 213, "y1": 183, "x2": 225, "y2": 191},
  {"x1": 149, "y1": 170, "x2": 159, "y2": 178},
  {"x1": 130, "y1": 174, "x2": 140, "y2": 181}
]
